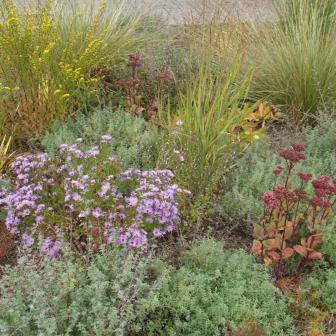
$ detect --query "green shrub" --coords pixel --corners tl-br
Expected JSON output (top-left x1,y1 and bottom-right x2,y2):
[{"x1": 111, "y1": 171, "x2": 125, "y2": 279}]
[
  {"x1": 223, "y1": 115, "x2": 336, "y2": 219},
  {"x1": 0, "y1": 240, "x2": 294, "y2": 336},
  {"x1": 0, "y1": 0, "x2": 143, "y2": 142},
  {"x1": 321, "y1": 225, "x2": 336, "y2": 267},
  {"x1": 302, "y1": 268, "x2": 336, "y2": 315},
  {"x1": 143, "y1": 239, "x2": 294, "y2": 336},
  {"x1": 41, "y1": 107, "x2": 158, "y2": 169},
  {"x1": 0, "y1": 251, "x2": 170, "y2": 336},
  {"x1": 252, "y1": 0, "x2": 336, "y2": 120}
]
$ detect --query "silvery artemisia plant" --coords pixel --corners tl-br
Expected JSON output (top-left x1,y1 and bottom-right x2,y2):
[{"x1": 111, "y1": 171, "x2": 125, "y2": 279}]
[{"x1": 0, "y1": 136, "x2": 189, "y2": 258}]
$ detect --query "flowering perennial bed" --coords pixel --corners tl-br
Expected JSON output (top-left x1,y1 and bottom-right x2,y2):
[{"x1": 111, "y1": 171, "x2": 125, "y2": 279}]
[{"x1": 0, "y1": 136, "x2": 189, "y2": 257}]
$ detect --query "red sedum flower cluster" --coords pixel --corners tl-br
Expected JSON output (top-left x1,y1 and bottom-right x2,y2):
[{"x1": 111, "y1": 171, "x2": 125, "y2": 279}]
[{"x1": 253, "y1": 144, "x2": 336, "y2": 277}]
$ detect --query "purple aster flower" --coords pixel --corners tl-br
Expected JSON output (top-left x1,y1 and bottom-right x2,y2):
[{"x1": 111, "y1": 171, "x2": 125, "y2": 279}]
[
  {"x1": 153, "y1": 228, "x2": 164, "y2": 237},
  {"x1": 72, "y1": 192, "x2": 82, "y2": 201},
  {"x1": 98, "y1": 182, "x2": 110, "y2": 197},
  {"x1": 79, "y1": 209, "x2": 90, "y2": 218},
  {"x1": 36, "y1": 204, "x2": 46, "y2": 213},
  {"x1": 165, "y1": 224, "x2": 175, "y2": 233},
  {"x1": 127, "y1": 196, "x2": 138, "y2": 207},
  {"x1": 41, "y1": 238, "x2": 62, "y2": 259},
  {"x1": 117, "y1": 234, "x2": 127, "y2": 244},
  {"x1": 22, "y1": 233, "x2": 34, "y2": 248},
  {"x1": 21, "y1": 209, "x2": 31, "y2": 217},
  {"x1": 100, "y1": 135, "x2": 112, "y2": 144},
  {"x1": 92, "y1": 207, "x2": 103, "y2": 218},
  {"x1": 36, "y1": 215, "x2": 44, "y2": 223}
]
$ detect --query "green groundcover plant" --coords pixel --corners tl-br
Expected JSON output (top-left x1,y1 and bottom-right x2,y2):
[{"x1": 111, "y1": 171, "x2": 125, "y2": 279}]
[
  {"x1": 41, "y1": 107, "x2": 158, "y2": 169},
  {"x1": 301, "y1": 268, "x2": 336, "y2": 315},
  {"x1": 0, "y1": 250, "x2": 170, "y2": 336},
  {"x1": 0, "y1": 239, "x2": 294, "y2": 336}
]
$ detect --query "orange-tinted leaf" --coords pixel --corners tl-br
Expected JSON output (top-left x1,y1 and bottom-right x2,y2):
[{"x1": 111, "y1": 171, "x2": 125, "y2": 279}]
[
  {"x1": 307, "y1": 234, "x2": 322, "y2": 249},
  {"x1": 308, "y1": 251, "x2": 323, "y2": 260},
  {"x1": 263, "y1": 239, "x2": 277, "y2": 250},
  {"x1": 264, "y1": 257, "x2": 273, "y2": 266},
  {"x1": 284, "y1": 226, "x2": 294, "y2": 240},
  {"x1": 286, "y1": 220, "x2": 294, "y2": 227},
  {"x1": 252, "y1": 240, "x2": 262, "y2": 255},
  {"x1": 307, "y1": 215, "x2": 314, "y2": 225},
  {"x1": 265, "y1": 222, "x2": 276, "y2": 237},
  {"x1": 253, "y1": 224, "x2": 264, "y2": 239},
  {"x1": 268, "y1": 251, "x2": 281, "y2": 261},
  {"x1": 294, "y1": 245, "x2": 308, "y2": 258},
  {"x1": 323, "y1": 209, "x2": 333, "y2": 220},
  {"x1": 281, "y1": 247, "x2": 294, "y2": 260}
]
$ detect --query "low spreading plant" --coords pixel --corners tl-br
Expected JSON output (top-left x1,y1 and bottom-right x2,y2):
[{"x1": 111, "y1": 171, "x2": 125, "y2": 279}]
[
  {"x1": 0, "y1": 239, "x2": 295, "y2": 336},
  {"x1": 141, "y1": 239, "x2": 294, "y2": 336},
  {"x1": 284, "y1": 266, "x2": 336, "y2": 335},
  {"x1": 252, "y1": 144, "x2": 336, "y2": 277},
  {"x1": 0, "y1": 250, "x2": 170, "y2": 336},
  {"x1": 302, "y1": 268, "x2": 336, "y2": 316},
  {"x1": 0, "y1": 137, "x2": 189, "y2": 257},
  {"x1": 41, "y1": 107, "x2": 158, "y2": 169}
]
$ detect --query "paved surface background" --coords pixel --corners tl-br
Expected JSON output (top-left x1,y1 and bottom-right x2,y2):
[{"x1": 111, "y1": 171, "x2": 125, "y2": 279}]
[
  {"x1": 14, "y1": 0, "x2": 277, "y2": 23},
  {"x1": 129, "y1": 0, "x2": 276, "y2": 23}
]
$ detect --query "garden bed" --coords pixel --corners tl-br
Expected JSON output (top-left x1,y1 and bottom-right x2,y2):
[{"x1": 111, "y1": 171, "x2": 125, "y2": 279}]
[{"x1": 1, "y1": 0, "x2": 336, "y2": 335}]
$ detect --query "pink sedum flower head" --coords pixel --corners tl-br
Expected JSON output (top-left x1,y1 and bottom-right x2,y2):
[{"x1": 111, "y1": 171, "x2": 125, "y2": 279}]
[{"x1": 298, "y1": 172, "x2": 312, "y2": 181}]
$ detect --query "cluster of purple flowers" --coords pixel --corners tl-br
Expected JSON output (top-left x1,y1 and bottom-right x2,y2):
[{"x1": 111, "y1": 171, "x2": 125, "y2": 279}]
[{"x1": 0, "y1": 136, "x2": 189, "y2": 258}]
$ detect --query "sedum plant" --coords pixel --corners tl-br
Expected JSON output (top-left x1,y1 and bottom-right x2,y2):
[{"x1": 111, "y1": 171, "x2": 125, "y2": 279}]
[
  {"x1": 223, "y1": 115, "x2": 336, "y2": 220},
  {"x1": 0, "y1": 137, "x2": 189, "y2": 257},
  {"x1": 252, "y1": 144, "x2": 336, "y2": 277}
]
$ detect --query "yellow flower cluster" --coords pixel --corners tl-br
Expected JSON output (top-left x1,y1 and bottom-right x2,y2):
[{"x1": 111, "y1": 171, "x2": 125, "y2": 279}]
[{"x1": 0, "y1": 0, "x2": 141, "y2": 141}]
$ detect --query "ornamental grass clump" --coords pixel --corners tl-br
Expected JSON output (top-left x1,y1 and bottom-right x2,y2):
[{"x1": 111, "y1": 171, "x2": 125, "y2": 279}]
[
  {"x1": 252, "y1": 0, "x2": 336, "y2": 121},
  {"x1": 252, "y1": 144, "x2": 336, "y2": 277},
  {"x1": 0, "y1": 137, "x2": 189, "y2": 257},
  {"x1": 157, "y1": 43, "x2": 258, "y2": 207}
]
